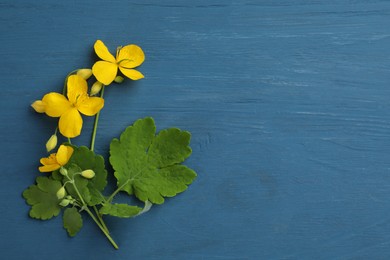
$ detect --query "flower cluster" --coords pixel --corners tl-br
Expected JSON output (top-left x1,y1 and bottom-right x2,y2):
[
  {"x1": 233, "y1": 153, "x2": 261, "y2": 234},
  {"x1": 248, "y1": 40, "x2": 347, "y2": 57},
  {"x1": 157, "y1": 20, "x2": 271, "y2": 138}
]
[
  {"x1": 26, "y1": 40, "x2": 145, "y2": 249},
  {"x1": 32, "y1": 40, "x2": 145, "y2": 141},
  {"x1": 23, "y1": 40, "x2": 196, "y2": 250}
]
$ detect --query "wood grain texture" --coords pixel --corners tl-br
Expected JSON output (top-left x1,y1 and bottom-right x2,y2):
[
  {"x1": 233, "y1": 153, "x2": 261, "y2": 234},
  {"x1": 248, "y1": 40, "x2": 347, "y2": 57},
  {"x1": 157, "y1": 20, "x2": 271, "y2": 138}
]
[{"x1": 1, "y1": 0, "x2": 390, "y2": 259}]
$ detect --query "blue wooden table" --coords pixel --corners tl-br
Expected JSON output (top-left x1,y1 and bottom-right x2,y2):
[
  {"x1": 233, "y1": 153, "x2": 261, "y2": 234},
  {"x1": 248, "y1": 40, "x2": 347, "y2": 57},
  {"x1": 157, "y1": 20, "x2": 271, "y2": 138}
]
[{"x1": 1, "y1": 1, "x2": 390, "y2": 259}]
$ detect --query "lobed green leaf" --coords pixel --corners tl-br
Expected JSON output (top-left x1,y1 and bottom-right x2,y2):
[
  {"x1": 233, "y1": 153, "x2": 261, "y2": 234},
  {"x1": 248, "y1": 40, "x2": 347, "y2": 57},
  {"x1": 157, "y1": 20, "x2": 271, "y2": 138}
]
[
  {"x1": 64, "y1": 164, "x2": 91, "y2": 204},
  {"x1": 63, "y1": 207, "x2": 83, "y2": 237},
  {"x1": 22, "y1": 176, "x2": 62, "y2": 220},
  {"x1": 109, "y1": 117, "x2": 197, "y2": 204},
  {"x1": 67, "y1": 145, "x2": 107, "y2": 206},
  {"x1": 99, "y1": 203, "x2": 142, "y2": 218}
]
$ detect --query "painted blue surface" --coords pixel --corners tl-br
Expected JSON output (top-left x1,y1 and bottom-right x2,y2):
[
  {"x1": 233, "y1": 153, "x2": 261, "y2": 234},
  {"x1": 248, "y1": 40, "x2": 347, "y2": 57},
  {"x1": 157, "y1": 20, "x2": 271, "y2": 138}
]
[{"x1": 1, "y1": 0, "x2": 390, "y2": 259}]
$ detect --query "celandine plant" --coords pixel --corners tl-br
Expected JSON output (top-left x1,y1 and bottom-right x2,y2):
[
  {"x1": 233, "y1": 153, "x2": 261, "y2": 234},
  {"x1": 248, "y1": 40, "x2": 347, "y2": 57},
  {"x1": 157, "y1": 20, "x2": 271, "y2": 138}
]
[{"x1": 23, "y1": 40, "x2": 197, "y2": 249}]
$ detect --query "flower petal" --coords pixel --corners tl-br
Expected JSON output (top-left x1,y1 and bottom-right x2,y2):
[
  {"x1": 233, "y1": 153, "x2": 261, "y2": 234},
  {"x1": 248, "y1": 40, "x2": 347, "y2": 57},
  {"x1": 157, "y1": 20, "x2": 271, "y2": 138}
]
[
  {"x1": 31, "y1": 100, "x2": 46, "y2": 113},
  {"x1": 39, "y1": 164, "x2": 61, "y2": 173},
  {"x1": 92, "y1": 61, "x2": 118, "y2": 85},
  {"x1": 116, "y1": 44, "x2": 145, "y2": 69},
  {"x1": 56, "y1": 145, "x2": 74, "y2": 166},
  {"x1": 119, "y1": 67, "x2": 144, "y2": 80},
  {"x1": 59, "y1": 108, "x2": 83, "y2": 138},
  {"x1": 42, "y1": 93, "x2": 71, "y2": 117},
  {"x1": 40, "y1": 154, "x2": 57, "y2": 166},
  {"x1": 94, "y1": 40, "x2": 116, "y2": 63},
  {"x1": 39, "y1": 154, "x2": 60, "y2": 172},
  {"x1": 78, "y1": 97, "x2": 104, "y2": 116},
  {"x1": 67, "y1": 75, "x2": 88, "y2": 104}
]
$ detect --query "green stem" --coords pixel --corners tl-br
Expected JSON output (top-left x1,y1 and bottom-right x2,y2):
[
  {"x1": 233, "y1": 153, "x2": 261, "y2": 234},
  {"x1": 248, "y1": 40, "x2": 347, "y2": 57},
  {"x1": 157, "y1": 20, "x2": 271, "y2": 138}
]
[
  {"x1": 70, "y1": 179, "x2": 118, "y2": 249},
  {"x1": 93, "y1": 205, "x2": 109, "y2": 234},
  {"x1": 107, "y1": 179, "x2": 130, "y2": 203},
  {"x1": 84, "y1": 206, "x2": 119, "y2": 249},
  {"x1": 90, "y1": 85, "x2": 105, "y2": 152},
  {"x1": 68, "y1": 178, "x2": 86, "y2": 206}
]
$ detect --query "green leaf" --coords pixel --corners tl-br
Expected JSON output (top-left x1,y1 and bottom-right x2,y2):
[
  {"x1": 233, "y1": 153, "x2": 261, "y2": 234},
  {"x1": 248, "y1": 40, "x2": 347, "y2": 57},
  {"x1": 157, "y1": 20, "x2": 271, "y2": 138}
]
[
  {"x1": 22, "y1": 176, "x2": 62, "y2": 220},
  {"x1": 100, "y1": 203, "x2": 142, "y2": 218},
  {"x1": 148, "y1": 128, "x2": 192, "y2": 167},
  {"x1": 109, "y1": 117, "x2": 197, "y2": 204},
  {"x1": 63, "y1": 207, "x2": 83, "y2": 237},
  {"x1": 67, "y1": 146, "x2": 107, "y2": 206},
  {"x1": 51, "y1": 170, "x2": 63, "y2": 181},
  {"x1": 64, "y1": 164, "x2": 91, "y2": 204}
]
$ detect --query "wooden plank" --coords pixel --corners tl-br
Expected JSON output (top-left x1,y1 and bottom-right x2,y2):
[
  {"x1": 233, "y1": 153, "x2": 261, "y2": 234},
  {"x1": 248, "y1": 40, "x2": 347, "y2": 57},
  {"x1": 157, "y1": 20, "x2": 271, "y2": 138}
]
[{"x1": 1, "y1": 0, "x2": 390, "y2": 258}]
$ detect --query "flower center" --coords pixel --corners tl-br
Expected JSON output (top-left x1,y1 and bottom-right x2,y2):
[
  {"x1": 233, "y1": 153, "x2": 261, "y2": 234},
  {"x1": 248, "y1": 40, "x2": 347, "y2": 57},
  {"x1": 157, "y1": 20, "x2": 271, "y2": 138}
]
[
  {"x1": 72, "y1": 94, "x2": 87, "y2": 107},
  {"x1": 117, "y1": 58, "x2": 134, "y2": 67}
]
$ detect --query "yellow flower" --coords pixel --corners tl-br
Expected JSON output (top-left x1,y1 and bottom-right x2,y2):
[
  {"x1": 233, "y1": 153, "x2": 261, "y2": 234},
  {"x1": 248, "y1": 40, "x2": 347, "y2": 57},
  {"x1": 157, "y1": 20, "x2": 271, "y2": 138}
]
[
  {"x1": 42, "y1": 75, "x2": 104, "y2": 138},
  {"x1": 92, "y1": 40, "x2": 145, "y2": 85},
  {"x1": 39, "y1": 145, "x2": 74, "y2": 172}
]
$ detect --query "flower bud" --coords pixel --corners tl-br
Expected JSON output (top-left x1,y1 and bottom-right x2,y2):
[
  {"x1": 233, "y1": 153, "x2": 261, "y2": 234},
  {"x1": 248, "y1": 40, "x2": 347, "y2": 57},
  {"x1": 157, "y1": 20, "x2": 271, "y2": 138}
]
[
  {"x1": 59, "y1": 199, "x2": 70, "y2": 207},
  {"x1": 59, "y1": 167, "x2": 68, "y2": 176},
  {"x1": 31, "y1": 100, "x2": 46, "y2": 113},
  {"x1": 45, "y1": 134, "x2": 58, "y2": 152},
  {"x1": 114, "y1": 76, "x2": 124, "y2": 84},
  {"x1": 77, "y1": 69, "x2": 93, "y2": 80},
  {"x1": 81, "y1": 169, "x2": 95, "y2": 179},
  {"x1": 56, "y1": 186, "x2": 66, "y2": 199},
  {"x1": 90, "y1": 81, "x2": 103, "y2": 96}
]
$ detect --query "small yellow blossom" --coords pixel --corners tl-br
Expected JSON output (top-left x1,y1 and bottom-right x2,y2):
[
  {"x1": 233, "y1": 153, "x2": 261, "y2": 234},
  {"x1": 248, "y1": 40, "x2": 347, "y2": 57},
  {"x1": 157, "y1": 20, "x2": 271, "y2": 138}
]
[
  {"x1": 81, "y1": 169, "x2": 95, "y2": 179},
  {"x1": 92, "y1": 40, "x2": 145, "y2": 85},
  {"x1": 39, "y1": 145, "x2": 74, "y2": 172},
  {"x1": 90, "y1": 81, "x2": 103, "y2": 96},
  {"x1": 114, "y1": 76, "x2": 124, "y2": 83},
  {"x1": 46, "y1": 134, "x2": 58, "y2": 152},
  {"x1": 56, "y1": 186, "x2": 66, "y2": 199},
  {"x1": 77, "y1": 69, "x2": 93, "y2": 80},
  {"x1": 42, "y1": 75, "x2": 104, "y2": 138},
  {"x1": 31, "y1": 100, "x2": 46, "y2": 113},
  {"x1": 59, "y1": 167, "x2": 68, "y2": 176},
  {"x1": 59, "y1": 199, "x2": 71, "y2": 207}
]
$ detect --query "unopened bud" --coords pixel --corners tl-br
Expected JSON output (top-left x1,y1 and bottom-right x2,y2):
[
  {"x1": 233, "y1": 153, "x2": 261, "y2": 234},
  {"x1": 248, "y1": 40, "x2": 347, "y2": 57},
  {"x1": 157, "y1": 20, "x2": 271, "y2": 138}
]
[
  {"x1": 81, "y1": 169, "x2": 95, "y2": 179},
  {"x1": 59, "y1": 167, "x2": 68, "y2": 176},
  {"x1": 56, "y1": 186, "x2": 66, "y2": 199},
  {"x1": 77, "y1": 69, "x2": 93, "y2": 80},
  {"x1": 90, "y1": 81, "x2": 103, "y2": 96},
  {"x1": 114, "y1": 76, "x2": 124, "y2": 83},
  {"x1": 59, "y1": 199, "x2": 71, "y2": 207},
  {"x1": 45, "y1": 134, "x2": 58, "y2": 152},
  {"x1": 31, "y1": 100, "x2": 46, "y2": 113}
]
